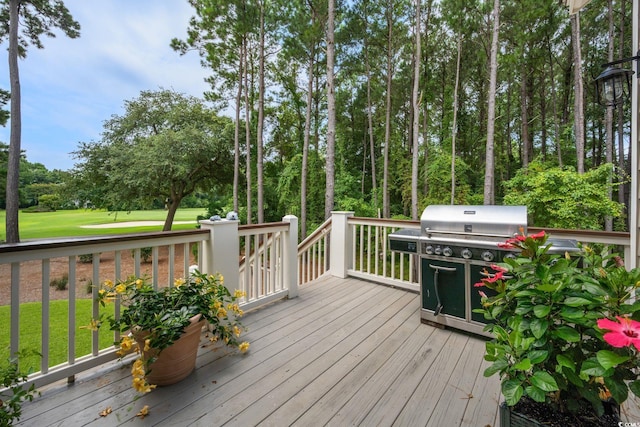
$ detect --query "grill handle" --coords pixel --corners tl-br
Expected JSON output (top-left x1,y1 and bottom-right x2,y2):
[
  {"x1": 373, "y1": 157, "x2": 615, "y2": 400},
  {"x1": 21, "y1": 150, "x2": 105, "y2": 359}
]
[{"x1": 428, "y1": 264, "x2": 457, "y2": 316}]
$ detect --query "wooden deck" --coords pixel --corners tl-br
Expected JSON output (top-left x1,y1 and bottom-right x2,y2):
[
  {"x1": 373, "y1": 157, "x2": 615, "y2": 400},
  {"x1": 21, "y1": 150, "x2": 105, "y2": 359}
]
[{"x1": 25, "y1": 272, "x2": 640, "y2": 426}]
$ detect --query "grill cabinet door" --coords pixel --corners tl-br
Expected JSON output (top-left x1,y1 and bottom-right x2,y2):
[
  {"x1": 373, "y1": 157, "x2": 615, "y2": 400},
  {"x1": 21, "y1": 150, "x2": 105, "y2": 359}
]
[
  {"x1": 469, "y1": 264, "x2": 498, "y2": 324},
  {"x1": 421, "y1": 258, "x2": 466, "y2": 320}
]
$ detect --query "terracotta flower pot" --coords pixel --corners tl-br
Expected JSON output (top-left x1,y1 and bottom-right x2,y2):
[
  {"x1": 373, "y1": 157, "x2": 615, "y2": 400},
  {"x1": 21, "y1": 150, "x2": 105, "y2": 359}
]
[{"x1": 133, "y1": 314, "x2": 205, "y2": 386}]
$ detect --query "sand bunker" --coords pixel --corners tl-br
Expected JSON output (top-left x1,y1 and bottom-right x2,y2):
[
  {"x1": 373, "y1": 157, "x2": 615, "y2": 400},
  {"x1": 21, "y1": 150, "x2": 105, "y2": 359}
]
[{"x1": 81, "y1": 221, "x2": 196, "y2": 229}]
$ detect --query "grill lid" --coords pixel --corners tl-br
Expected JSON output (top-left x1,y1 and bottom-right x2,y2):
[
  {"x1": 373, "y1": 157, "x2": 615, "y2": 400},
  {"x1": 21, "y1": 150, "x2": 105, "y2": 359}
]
[{"x1": 421, "y1": 205, "x2": 527, "y2": 238}]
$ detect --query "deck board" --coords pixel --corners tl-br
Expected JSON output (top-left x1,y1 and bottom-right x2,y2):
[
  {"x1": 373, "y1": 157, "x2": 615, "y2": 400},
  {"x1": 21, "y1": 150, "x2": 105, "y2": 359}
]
[{"x1": 23, "y1": 274, "x2": 639, "y2": 426}]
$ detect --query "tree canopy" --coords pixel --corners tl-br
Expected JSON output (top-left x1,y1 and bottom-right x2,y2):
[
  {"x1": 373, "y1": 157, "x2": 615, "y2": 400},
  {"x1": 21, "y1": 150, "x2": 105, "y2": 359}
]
[{"x1": 72, "y1": 89, "x2": 235, "y2": 231}]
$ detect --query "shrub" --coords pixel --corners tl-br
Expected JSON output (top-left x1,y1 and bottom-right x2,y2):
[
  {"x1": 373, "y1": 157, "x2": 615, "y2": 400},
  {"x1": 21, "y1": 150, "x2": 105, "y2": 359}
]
[
  {"x1": 0, "y1": 350, "x2": 40, "y2": 426},
  {"x1": 49, "y1": 274, "x2": 69, "y2": 291},
  {"x1": 78, "y1": 254, "x2": 93, "y2": 263}
]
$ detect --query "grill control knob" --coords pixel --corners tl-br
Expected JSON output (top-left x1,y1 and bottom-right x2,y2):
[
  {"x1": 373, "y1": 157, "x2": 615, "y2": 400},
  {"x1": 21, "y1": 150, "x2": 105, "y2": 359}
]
[
  {"x1": 504, "y1": 253, "x2": 517, "y2": 260},
  {"x1": 481, "y1": 251, "x2": 495, "y2": 262},
  {"x1": 442, "y1": 247, "x2": 453, "y2": 257},
  {"x1": 425, "y1": 245, "x2": 434, "y2": 255},
  {"x1": 434, "y1": 246, "x2": 442, "y2": 255},
  {"x1": 461, "y1": 248, "x2": 473, "y2": 259}
]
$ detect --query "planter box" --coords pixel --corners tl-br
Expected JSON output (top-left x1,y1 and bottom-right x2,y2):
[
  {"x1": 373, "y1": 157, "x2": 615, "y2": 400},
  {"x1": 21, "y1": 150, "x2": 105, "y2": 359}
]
[{"x1": 500, "y1": 402, "x2": 543, "y2": 427}]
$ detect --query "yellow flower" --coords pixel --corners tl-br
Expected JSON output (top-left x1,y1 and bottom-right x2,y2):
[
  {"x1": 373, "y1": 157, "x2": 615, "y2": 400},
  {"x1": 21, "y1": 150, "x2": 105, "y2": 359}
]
[
  {"x1": 103, "y1": 279, "x2": 114, "y2": 288},
  {"x1": 239, "y1": 342, "x2": 250, "y2": 353},
  {"x1": 233, "y1": 325, "x2": 242, "y2": 337},
  {"x1": 213, "y1": 300, "x2": 222, "y2": 310},
  {"x1": 174, "y1": 278, "x2": 186, "y2": 288},
  {"x1": 136, "y1": 405, "x2": 150, "y2": 419},
  {"x1": 81, "y1": 318, "x2": 101, "y2": 331},
  {"x1": 219, "y1": 274, "x2": 224, "y2": 284},
  {"x1": 116, "y1": 336, "x2": 135, "y2": 356},
  {"x1": 217, "y1": 307, "x2": 227, "y2": 318},
  {"x1": 115, "y1": 283, "x2": 127, "y2": 294},
  {"x1": 144, "y1": 339, "x2": 151, "y2": 352},
  {"x1": 132, "y1": 377, "x2": 155, "y2": 393},
  {"x1": 131, "y1": 358, "x2": 145, "y2": 377},
  {"x1": 135, "y1": 279, "x2": 143, "y2": 288},
  {"x1": 234, "y1": 289, "x2": 246, "y2": 299}
]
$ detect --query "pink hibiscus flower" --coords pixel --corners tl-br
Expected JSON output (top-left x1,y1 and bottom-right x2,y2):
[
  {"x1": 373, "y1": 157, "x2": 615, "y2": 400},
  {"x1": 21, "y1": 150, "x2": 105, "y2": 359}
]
[{"x1": 597, "y1": 316, "x2": 640, "y2": 351}]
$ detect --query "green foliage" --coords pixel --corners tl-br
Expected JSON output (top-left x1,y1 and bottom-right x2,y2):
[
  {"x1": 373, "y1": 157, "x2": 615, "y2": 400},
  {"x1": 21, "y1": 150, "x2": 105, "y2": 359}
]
[
  {"x1": 49, "y1": 274, "x2": 68, "y2": 291},
  {"x1": 0, "y1": 349, "x2": 40, "y2": 426},
  {"x1": 476, "y1": 231, "x2": 640, "y2": 417},
  {"x1": 503, "y1": 162, "x2": 623, "y2": 229},
  {"x1": 131, "y1": 247, "x2": 152, "y2": 264},
  {"x1": 71, "y1": 89, "x2": 234, "y2": 230},
  {"x1": 92, "y1": 272, "x2": 248, "y2": 391}
]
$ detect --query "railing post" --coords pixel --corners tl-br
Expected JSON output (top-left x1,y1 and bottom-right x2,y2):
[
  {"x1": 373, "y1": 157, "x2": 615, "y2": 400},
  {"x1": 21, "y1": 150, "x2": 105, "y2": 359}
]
[
  {"x1": 199, "y1": 218, "x2": 240, "y2": 294},
  {"x1": 283, "y1": 215, "x2": 299, "y2": 298},
  {"x1": 330, "y1": 211, "x2": 354, "y2": 278}
]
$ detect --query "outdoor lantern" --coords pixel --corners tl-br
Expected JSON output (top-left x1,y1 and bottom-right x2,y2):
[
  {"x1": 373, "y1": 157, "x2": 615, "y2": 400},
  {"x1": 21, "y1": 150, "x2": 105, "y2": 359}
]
[
  {"x1": 595, "y1": 66, "x2": 635, "y2": 106},
  {"x1": 594, "y1": 50, "x2": 640, "y2": 107}
]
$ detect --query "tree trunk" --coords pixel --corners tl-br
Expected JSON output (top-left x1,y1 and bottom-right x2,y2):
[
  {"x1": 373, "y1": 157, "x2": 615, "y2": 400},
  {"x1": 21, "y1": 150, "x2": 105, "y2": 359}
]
[
  {"x1": 256, "y1": 0, "x2": 265, "y2": 224},
  {"x1": 163, "y1": 197, "x2": 181, "y2": 232},
  {"x1": 483, "y1": 0, "x2": 499, "y2": 205},
  {"x1": 604, "y1": 0, "x2": 614, "y2": 231},
  {"x1": 547, "y1": 35, "x2": 563, "y2": 167},
  {"x1": 325, "y1": 0, "x2": 336, "y2": 220},
  {"x1": 617, "y1": 0, "x2": 628, "y2": 226},
  {"x1": 451, "y1": 33, "x2": 462, "y2": 204},
  {"x1": 382, "y1": 0, "x2": 393, "y2": 219},
  {"x1": 243, "y1": 38, "x2": 252, "y2": 225},
  {"x1": 6, "y1": 0, "x2": 21, "y2": 243},
  {"x1": 363, "y1": 2, "x2": 377, "y2": 211},
  {"x1": 520, "y1": 68, "x2": 530, "y2": 168},
  {"x1": 301, "y1": 44, "x2": 314, "y2": 238},
  {"x1": 570, "y1": 13, "x2": 585, "y2": 174},
  {"x1": 411, "y1": 0, "x2": 421, "y2": 220},
  {"x1": 233, "y1": 52, "x2": 243, "y2": 214}
]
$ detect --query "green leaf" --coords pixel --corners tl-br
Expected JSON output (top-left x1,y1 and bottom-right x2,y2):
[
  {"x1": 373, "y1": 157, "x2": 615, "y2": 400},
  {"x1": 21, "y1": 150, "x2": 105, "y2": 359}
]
[
  {"x1": 629, "y1": 380, "x2": 640, "y2": 397},
  {"x1": 563, "y1": 296, "x2": 593, "y2": 307},
  {"x1": 536, "y1": 283, "x2": 558, "y2": 293},
  {"x1": 530, "y1": 318, "x2": 549, "y2": 339},
  {"x1": 556, "y1": 354, "x2": 576, "y2": 372},
  {"x1": 553, "y1": 326, "x2": 581, "y2": 342},
  {"x1": 528, "y1": 350, "x2": 548, "y2": 365},
  {"x1": 502, "y1": 380, "x2": 524, "y2": 406},
  {"x1": 596, "y1": 350, "x2": 630, "y2": 370},
  {"x1": 525, "y1": 385, "x2": 547, "y2": 403},
  {"x1": 604, "y1": 376, "x2": 628, "y2": 404},
  {"x1": 580, "y1": 358, "x2": 610, "y2": 377},
  {"x1": 581, "y1": 283, "x2": 608, "y2": 296},
  {"x1": 484, "y1": 358, "x2": 509, "y2": 377},
  {"x1": 513, "y1": 359, "x2": 532, "y2": 371},
  {"x1": 563, "y1": 366, "x2": 584, "y2": 387},
  {"x1": 533, "y1": 305, "x2": 551, "y2": 318},
  {"x1": 559, "y1": 306, "x2": 584, "y2": 321},
  {"x1": 529, "y1": 371, "x2": 559, "y2": 392}
]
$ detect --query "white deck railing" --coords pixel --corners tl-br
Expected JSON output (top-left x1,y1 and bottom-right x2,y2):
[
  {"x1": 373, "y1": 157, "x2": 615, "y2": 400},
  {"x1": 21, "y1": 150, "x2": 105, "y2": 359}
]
[
  {"x1": 0, "y1": 217, "x2": 299, "y2": 389},
  {"x1": 1, "y1": 211, "x2": 632, "y2": 391},
  {"x1": 325, "y1": 212, "x2": 632, "y2": 294}
]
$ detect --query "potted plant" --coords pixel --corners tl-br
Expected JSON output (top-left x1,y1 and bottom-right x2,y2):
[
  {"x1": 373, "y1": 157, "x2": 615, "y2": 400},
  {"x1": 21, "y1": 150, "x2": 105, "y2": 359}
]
[
  {"x1": 474, "y1": 230, "x2": 640, "y2": 426},
  {"x1": 89, "y1": 270, "x2": 249, "y2": 394}
]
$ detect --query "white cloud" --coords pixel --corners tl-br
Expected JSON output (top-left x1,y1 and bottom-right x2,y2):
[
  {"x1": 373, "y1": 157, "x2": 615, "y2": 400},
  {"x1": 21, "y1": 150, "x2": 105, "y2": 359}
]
[{"x1": 0, "y1": 0, "x2": 210, "y2": 170}]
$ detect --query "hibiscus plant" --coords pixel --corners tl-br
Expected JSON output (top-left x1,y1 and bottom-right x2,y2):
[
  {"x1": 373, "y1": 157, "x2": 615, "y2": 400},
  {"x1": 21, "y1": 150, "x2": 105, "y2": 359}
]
[{"x1": 475, "y1": 230, "x2": 640, "y2": 418}]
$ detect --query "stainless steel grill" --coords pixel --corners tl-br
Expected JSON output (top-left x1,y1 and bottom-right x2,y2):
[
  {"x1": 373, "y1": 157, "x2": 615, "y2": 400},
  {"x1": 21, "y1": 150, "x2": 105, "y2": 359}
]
[{"x1": 389, "y1": 205, "x2": 579, "y2": 337}]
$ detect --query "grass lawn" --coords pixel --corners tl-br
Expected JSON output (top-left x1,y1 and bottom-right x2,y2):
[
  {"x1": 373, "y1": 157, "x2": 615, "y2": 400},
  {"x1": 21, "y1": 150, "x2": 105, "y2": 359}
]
[
  {"x1": 0, "y1": 300, "x2": 116, "y2": 371},
  {"x1": 0, "y1": 208, "x2": 207, "y2": 241},
  {"x1": 1, "y1": 208, "x2": 205, "y2": 370}
]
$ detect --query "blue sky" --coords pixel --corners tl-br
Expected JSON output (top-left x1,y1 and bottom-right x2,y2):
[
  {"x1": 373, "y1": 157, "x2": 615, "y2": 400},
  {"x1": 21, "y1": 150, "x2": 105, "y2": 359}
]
[{"x1": 0, "y1": 1, "x2": 211, "y2": 171}]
